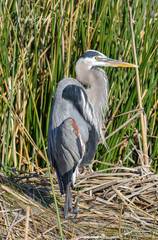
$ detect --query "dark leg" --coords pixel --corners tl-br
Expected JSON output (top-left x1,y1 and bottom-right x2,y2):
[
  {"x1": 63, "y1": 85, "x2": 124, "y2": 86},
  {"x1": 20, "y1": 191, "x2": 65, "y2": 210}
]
[{"x1": 68, "y1": 190, "x2": 73, "y2": 212}]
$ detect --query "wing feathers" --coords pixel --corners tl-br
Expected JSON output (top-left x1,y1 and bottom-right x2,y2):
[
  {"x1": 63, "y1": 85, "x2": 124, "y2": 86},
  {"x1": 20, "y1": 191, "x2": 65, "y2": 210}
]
[
  {"x1": 62, "y1": 85, "x2": 94, "y2": 125},
  {"x1": 49, "y1": 118, "x2": 84, "y2": 193}
]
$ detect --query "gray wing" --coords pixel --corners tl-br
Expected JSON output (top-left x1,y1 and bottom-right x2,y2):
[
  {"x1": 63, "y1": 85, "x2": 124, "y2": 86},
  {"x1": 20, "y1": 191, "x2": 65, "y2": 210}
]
[
  {"x1": 48, "y1": 117, "x2": 83, "y2": 194},
  {"x1": 48, "y1": 79, "x2": 99, "y2": 194},
  {"x1": 62, "y1": 84, "x2": 99, "y2": 166}
]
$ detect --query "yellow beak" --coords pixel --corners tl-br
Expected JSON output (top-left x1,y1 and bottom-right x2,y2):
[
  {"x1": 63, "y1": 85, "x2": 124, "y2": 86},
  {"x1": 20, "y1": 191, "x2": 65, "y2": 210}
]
[{"x1": 100, "y1": 57, "x2": 138, "y2": 68}]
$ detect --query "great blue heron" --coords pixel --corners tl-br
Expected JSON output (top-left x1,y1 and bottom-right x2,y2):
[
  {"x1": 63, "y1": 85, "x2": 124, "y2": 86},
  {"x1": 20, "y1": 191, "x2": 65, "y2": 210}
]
[{"x1": 48, "y1": 50, "x2": 136, "y2": 219}]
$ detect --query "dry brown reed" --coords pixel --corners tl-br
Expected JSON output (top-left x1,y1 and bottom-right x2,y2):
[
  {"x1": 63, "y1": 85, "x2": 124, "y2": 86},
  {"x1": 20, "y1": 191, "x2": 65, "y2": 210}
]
[{"x1": 0, "y1": 163, "x2": 157, "y2": 239}]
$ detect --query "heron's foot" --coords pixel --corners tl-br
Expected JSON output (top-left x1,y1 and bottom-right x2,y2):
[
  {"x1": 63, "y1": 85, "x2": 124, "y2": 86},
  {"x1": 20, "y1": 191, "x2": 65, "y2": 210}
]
[
  {"x1": 64, "y1": 213, "x2": 70, "y2": 220},
  {"x1": 64, "y1": 198, "x2": 80, "y2": 219},
  {"x1": 64, "y1": 210, "x2": 78, "y2": 220},
  {"x1": 73, "y1": 197, "x2": 80, "y2": 214},
  {"x1": 64, "y1": 205, "x2": 74, "y2": 219}
]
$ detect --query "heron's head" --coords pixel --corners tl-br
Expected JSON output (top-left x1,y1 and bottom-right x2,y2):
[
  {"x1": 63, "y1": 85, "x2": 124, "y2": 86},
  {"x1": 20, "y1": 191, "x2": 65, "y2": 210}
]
[
  {"x1": 75, "y1": 50, "x2": 137, "y2": 85},
  {"x1": 76, "y1": 49, "x2": 137, "y2": 69}
]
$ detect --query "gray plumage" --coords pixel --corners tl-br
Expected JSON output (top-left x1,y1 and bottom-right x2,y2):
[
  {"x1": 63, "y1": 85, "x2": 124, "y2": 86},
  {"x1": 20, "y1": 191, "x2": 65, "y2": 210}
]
[{"x1": 48, "y1": 49, "x2": 136, "y2": 219}]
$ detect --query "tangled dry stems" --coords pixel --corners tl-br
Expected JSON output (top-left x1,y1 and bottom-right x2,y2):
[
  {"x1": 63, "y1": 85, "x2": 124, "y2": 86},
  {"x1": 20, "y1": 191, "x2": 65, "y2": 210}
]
[{"x1": 0, "y1": 165, "x2": 157, "y2": 239}]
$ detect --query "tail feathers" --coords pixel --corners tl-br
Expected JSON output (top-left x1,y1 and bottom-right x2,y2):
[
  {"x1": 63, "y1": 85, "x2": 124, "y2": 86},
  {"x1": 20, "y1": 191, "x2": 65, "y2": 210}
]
[
  {"x1": 56, "y1": 163, "x2": 77, "y2": 195},
  {"x1": 56, "y1": 168, "x2": 65, "y2": 195}
]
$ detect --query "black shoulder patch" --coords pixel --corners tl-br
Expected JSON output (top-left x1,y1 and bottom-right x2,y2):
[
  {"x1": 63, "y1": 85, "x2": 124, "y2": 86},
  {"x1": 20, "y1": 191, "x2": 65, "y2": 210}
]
[
  {"x1": 62, "y1": 84, "x2": 93, "y2": 117},
  {"x1": 62, "y1": 84, "x2": 88, "y2": 104}
]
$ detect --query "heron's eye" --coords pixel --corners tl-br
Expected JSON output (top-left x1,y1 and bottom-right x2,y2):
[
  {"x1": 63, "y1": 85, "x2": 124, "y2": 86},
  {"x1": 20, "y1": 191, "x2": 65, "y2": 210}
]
[{"x1": 95, "y1": 57, "x2": 99, "y2": 60}]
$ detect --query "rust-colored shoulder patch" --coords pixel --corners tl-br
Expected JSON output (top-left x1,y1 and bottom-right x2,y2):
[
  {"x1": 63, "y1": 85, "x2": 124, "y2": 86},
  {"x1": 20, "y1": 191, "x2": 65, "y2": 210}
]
[
  {"x1": 70, "y1": 118, "x2": 85, "y2": 156},
  {"x1": 70, "y1": 119, "x2": 80, "y2": 138}
]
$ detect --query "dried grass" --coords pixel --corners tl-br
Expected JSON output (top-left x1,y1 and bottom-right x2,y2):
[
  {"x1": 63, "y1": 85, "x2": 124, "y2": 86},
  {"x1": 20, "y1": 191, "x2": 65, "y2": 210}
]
[{"x1": 0, "y1": 166, "x2": 157, "y2": 239}]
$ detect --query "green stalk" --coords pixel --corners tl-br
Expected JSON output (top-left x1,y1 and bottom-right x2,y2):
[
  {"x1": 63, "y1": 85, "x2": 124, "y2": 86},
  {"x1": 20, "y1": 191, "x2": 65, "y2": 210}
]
[
  {"x1": 6, "y1": 7, "x2": 63, "y2": 240},
  {"x1": 4, "y1": 25, "x2": 17, "y2": 171}
]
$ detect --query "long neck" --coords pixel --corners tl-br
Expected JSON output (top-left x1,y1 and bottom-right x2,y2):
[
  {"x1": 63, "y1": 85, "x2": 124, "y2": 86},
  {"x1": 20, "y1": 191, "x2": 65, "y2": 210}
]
[
  {"x1": 76, "y1": 61, "x2": 109, "y2": 145},
  {"x1": 75, "y1": 60, "x2": 109, "y2": 120},
  {"x1": 86, "y1": 68, "x2": 109, "y2": 148},
  {"x1": 85, "y1": 67, "x2": 109, "y2": 122}
]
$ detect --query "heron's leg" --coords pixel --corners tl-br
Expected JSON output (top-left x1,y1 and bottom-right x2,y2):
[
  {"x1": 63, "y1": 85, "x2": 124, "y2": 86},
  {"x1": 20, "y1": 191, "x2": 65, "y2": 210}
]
[
  {"x1": 73, "y1": 197, "x2": 80, "y2": 213},
  {"x1": 64, "y1": 181, "x2": 72, "y2": 219},
  {"x1": 68, "y1": 190, "x2": 73, "y2": 212}
]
